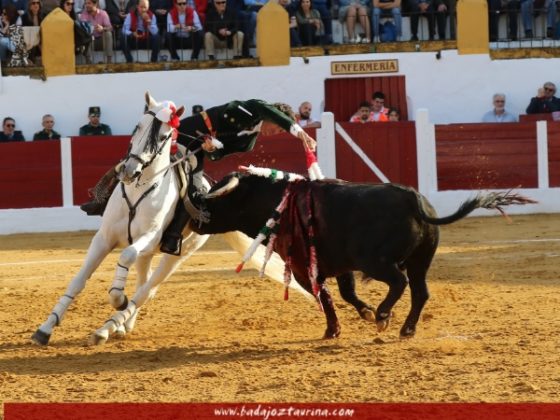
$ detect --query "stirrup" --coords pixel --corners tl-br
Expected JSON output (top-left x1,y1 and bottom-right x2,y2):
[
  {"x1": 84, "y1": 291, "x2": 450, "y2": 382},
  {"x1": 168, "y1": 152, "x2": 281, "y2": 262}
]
[{"x1": 160, "y1": 234, "x2": 183, "y2": 256}]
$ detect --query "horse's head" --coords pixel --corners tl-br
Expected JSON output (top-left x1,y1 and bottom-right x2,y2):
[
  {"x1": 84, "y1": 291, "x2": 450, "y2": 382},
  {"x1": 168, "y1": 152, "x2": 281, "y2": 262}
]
[{"x1": 120, "y1": 92, "x2": 185, "y2": 184}]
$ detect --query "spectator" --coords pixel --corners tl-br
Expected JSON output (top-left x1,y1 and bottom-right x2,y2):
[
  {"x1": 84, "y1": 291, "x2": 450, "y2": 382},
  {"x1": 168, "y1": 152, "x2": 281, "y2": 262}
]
[
  {"x1": 242, "y1": 0, "x2": 267, "y2": 56},
  {"x1": 189, "y1": 0, "x2": 207, "y2": 25},
  {"x1": 487, "y1": 0, "x2": 518, "y2": 41},
  {"x1": 295, "y1": 101, "x2": 320, "y2": 128},
  {"x1": 166, "y1": 0, "x2": 203, "y2": 61},
  {"x1": 526, "y1": 82, "x2": 560, "y2": 114},
  {"x1": 388, "y1": 107, "x2": 400, "y2": 121},
  {"x1": 21, "y1": 0, "x2": 43, "y2": 26},
  {"x1": 105, "y1": 0, "x2": 134, "y2": 27},
  {"x1": 61, "y1": 0, "x2": 94, "y2": 63},
  {"x1": 192, "y1": 104, "x2": 203, "y2": 114},
  {"x1": 407, "y1": 0, "x2": 446, "y2": 41},
  {"x1": 482, "y1": 93, "x2": 517, "y2": 122},
  {"x1": 519, "y1": 0, "x2": 556, "y2": 39},
  {"x1": 80, "y1": 0, "x2": 114, "y2": 64},
  {"x1": 204, "y1": 0, "x2": 244, "y2": 60},
  {"x1": 2, "y1": 0, "x2": 27, "y2": 16},
  {"x1": 295, "y1": 0, "x2": 324, "y2": 45},
  {"x1": 42, "y1": 0, "x2": 60, "y2": 14},
  {"x1": 0, "y1": 117, "x2": 25, "y2": 142},
  {"x1": 372, "y1": 0, "x2": 402, "y2": 42},
  {"x1": 33, "y1": 114, "x2": 62, "y2": 140},
  {"x1": 338, "y1": 0, "x2": 371, "y2": 43},
  {"x1": 150, "y1": 0, "x2": 172, "y2": 35},
  {"x1": 122, "y1": 0, "x2": 161, "y2": 63},
  {"x1": 279, "y1": 0, "x2": 301, "y2": 47},
  {"x1": 350, "y1": 101, "x2": 375, "y2": 123},
  {"x1": 369, "y1": 91, "x2": 389, "y2": 121},
  {"x1": 79, "y1": 106, "x2": 113, "y2": 135},
  {"x1": 0, "y1": 4, "x2": 26, "y2": 66},
  {"x1": 311, "y1": 0, "x2": 332, "y2": 44}
]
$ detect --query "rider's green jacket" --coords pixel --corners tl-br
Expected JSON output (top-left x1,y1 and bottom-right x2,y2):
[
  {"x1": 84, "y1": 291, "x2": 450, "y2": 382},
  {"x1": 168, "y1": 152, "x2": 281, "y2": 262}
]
[{"x1": 176, "y1": 99, "x2": 297, "y2": 168}]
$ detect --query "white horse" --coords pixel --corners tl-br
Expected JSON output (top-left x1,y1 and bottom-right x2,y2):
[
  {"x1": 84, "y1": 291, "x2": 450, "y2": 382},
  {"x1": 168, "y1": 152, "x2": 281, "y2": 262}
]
[
  {"x1": 32, "y1": 92, "x2": 309, "y2": 346},
  {"x1": 32, "y1": 92, "x2": 210, "y2": 346}
]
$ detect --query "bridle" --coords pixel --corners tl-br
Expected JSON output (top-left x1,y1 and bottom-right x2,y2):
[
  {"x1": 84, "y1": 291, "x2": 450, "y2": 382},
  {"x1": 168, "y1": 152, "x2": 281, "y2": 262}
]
[
  {"x1": 124, "y1": 110, "x2": 174, "y2": 181},
  {"x1": 121, "y1": 109, "x2": 174, "y2": 244}
]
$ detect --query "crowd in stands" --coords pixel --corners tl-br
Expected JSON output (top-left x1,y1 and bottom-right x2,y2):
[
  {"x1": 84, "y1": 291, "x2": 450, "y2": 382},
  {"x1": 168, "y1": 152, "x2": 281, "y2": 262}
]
[
  {"x1": 2, "y1": 0, "x2": 560, "y2": 66},
  {"x1": 2, "y1": 82, "x2": 558, "y2": 142}
]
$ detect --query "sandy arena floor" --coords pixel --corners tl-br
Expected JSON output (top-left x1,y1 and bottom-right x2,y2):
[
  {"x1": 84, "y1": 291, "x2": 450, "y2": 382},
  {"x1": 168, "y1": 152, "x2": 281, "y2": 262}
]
[{"x1": 1, "y1": 214, "x2": 560, "y2": 409}]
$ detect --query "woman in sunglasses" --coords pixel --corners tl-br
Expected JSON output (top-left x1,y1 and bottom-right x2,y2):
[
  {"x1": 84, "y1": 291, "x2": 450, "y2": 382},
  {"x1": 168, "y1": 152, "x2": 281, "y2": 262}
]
[
  {"x1": 526, "y1": 82, "x2": 560, "y2": 115},
  {"x1": 21, "y1": 0, "x2": 43, "y2": 64}
]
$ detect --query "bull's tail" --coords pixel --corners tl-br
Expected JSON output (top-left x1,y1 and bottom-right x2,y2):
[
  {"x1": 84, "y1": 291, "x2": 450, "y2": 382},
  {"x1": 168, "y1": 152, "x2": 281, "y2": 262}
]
[{"x1": 417, "y1": 190, "x2": 538, "y2": 225}]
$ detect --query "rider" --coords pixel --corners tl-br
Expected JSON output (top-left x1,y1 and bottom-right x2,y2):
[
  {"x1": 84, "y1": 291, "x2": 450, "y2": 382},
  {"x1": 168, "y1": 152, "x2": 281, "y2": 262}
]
[{"x1": 80, "y1": 99, "x2": 318, "y2": 255}]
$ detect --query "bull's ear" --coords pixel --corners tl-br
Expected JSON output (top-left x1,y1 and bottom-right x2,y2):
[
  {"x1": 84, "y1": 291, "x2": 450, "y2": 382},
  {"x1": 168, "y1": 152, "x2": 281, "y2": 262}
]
[
  {"x1": 176, "y1": 106, "x2": 185, "y2": 118},
  {"x1": 206, "y1": 176, "x2": 240, "y2": 199}
]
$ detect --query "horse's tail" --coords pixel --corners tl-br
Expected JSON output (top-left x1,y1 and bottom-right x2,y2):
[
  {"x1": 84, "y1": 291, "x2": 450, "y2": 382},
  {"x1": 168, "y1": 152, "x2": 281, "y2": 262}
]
[{"x1": 417, "y1": 191, "x2": 538, "y2": 225}]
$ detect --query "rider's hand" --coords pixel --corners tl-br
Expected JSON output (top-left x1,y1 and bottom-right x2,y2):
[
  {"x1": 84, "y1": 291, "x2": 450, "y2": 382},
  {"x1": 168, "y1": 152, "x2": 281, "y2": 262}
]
[{"x1": 201, "y1": 137, "x2": 217, "y2": 152}]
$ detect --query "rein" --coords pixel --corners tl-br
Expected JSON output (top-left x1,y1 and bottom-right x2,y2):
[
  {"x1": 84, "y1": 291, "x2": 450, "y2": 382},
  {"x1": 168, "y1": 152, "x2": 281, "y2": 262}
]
[{"x1": 120, "y1": 109, "x2": 173, "y2": 244}]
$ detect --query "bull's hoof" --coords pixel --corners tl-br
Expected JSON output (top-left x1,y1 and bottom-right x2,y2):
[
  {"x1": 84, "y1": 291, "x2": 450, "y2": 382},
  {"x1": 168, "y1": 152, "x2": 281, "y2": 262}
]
[
  {"x1": 399, "y1": 326, "x2": 416, "y2": 338},
  {"x1": 88, "y1": 331, "x2": 109, "y2": 346},
  {"x1": 376, "y1": 312, "x2": 392, "y2": 332},
  {"x1": 359, "y1": 306, "x2": 376, "y2": 322},
  {"x1": 31, "y1": 329, "x2": 51, "y2": 346},
  {"x1": 322, "y1": 327, "x2": 341, "y2": 339}
]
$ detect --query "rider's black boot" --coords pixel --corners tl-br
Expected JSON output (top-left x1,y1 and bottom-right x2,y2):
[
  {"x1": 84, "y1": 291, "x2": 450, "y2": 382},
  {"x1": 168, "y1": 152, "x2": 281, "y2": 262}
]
[
  {"x1": 160, "y1": 201, "x2": 191, "y2": 255},
  {"x1": 80, "y1": 165, "x2": 120, "y2": 217}
]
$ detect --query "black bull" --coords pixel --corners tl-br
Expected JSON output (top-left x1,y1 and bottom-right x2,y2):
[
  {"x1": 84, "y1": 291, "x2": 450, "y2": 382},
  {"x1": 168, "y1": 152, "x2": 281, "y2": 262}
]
[{"x1": 190, "y1": 172, "x2": 534, "y2": 338}]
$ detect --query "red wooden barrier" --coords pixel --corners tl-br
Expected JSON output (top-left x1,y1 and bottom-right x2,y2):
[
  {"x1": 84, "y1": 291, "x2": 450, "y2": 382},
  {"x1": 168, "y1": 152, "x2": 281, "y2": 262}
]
[
  {"x1": 335, "y1": 122, "x2": 418, "y2": 188},
  {"x1": 71, "y1": 136, "x2": 130, "y2": 206},
  {"x1": 436, "y1": 122, "x2": 537, "y2": 190},
  {"x1": 0, "y1": 141, "x2": 62, "y2": 209},
  {"x1": 548, "y1": 121, "x2": 560, "y2": 187}
]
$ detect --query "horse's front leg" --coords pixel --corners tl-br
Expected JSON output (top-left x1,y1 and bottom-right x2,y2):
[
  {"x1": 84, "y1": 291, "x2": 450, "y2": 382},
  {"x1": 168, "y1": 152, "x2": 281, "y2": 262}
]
[
  {"x1": 90, "y1": 230, "x2": 209, "y2": 345},
  {"x1": 114, "y1": 253, "x2": 152, "y2": 337},
  {"x1": 32, "y1": 232, "x2": 113, "y2": 346},
  {"x1": 92, "y1": 231, "x2": 159, "y2": 345}
]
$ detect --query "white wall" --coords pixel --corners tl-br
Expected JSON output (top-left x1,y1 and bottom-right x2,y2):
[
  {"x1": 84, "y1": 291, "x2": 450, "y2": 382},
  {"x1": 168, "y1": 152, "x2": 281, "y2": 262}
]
[{"x1": 1, "y1": 50, "x2": 558, "y2": 140}]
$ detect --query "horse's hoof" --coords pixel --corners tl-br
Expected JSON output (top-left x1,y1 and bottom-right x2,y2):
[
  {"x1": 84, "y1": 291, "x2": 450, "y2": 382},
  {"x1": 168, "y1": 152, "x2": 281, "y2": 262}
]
[
  {"x1": 113, "y1": 325, "x2": 127, "y2": 339},
  {"x1": 89, "y1": 331, "x2": 109, "y2": 346},
  {"x1": 359, "y1": 306, "x2": 376, "y2": 322},
  {"x1": 31, "y1": 329, "x2": 51, "y2": 346},
  {"x1": 376, "y1": 312, "x2": 392, "y2": 332},
  {"x1": 116, "y1": 295, "x2": 129, "y2": 311},
  {"x1": 400, "y1": 326, "x2": 416, "y2": 338}
]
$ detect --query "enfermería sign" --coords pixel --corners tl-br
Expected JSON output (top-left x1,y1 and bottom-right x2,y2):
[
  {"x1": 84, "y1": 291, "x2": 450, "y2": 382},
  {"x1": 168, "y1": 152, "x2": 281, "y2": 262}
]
[{"x1": 330, "y1": 59, "x2": 399, "y2": 75}]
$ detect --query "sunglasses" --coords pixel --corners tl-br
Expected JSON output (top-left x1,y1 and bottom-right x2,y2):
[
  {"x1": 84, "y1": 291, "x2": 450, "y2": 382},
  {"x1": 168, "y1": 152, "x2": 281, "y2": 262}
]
[
  {"x1": 177, "y1": 2, "x2": 186, "y2": 4},
  {"x1": 544, "y1": 87, "x2": 555, "y2": 92},
  {"x1": 65, "y1": 2, "x2": 74, "y2": 5},
  {"x1": 30, "y1": 2, "x2": 41, "y2": 5},
  {"x1": 5, "y1": 124, "x2": 15, "y2": 128},
  {"x1": 215, "y1": 1, "x2": 226, "y2": 4}
]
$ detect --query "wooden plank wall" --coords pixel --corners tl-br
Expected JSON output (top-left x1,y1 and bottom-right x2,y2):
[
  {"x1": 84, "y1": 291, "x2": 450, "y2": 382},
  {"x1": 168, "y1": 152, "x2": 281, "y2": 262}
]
[
  {"x1": 335, "y1": 122, "x2": 418, "y2": 188},
  {"x1": 324, "y1": 76, "x2": 408, "y2": 122},
  {"x1": 436, "y1": 122, "x2": 538, "y2": 190},
  {"x1": 548, "y1": 121, "x2": 560, "y2": 187},
  {"x1": 0, "y1": 141, "x2": 62, "y2": 209}
]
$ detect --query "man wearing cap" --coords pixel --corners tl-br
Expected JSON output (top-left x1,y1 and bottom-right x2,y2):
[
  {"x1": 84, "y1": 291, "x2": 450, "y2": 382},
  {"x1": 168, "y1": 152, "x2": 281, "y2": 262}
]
[
  {"x1": 80, "y1": 98, "x2": 317, "y2": 255},
  {"x1": 79, "y1": 107, "x2": 113, "y2": 136}
]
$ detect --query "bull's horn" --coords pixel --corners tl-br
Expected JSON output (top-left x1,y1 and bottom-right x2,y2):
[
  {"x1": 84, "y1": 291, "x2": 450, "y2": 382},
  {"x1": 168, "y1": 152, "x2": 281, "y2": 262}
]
[{"x1": 205, "y1": 176, "x2": 240, "y2": 199}]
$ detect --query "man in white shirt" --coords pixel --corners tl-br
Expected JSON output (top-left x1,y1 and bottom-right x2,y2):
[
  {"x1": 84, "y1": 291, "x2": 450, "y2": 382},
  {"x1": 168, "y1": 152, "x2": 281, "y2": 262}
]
[{"x1": 482, "y1": 93, "x2": 517, "y2": 123}]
